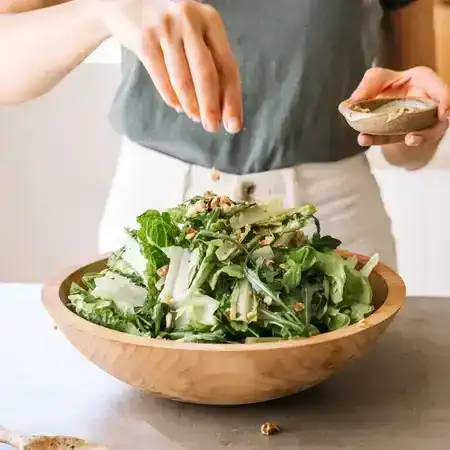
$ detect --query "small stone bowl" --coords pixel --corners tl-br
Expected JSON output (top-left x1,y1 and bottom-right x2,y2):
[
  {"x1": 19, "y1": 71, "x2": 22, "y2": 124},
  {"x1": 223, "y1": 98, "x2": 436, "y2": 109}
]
[{"x1": 339, "y1": 97, "x2": 439, "y2": 136}]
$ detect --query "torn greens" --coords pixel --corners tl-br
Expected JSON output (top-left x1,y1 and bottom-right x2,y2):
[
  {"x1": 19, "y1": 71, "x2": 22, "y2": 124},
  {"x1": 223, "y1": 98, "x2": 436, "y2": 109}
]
[{"x1": 68, "y1": 192, "x2": 379, "y2": 343}]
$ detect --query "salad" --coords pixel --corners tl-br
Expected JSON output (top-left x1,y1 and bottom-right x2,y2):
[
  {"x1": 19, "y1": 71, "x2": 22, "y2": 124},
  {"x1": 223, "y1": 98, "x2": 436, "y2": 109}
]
[{"x1": 68, "y1": 192, "x2": 379, "y2": 343}]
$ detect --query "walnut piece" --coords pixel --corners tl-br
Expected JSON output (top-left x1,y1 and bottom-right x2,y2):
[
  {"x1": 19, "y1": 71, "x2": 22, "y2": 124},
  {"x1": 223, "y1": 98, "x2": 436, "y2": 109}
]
[
  {"x1": 157, "y1": 265, "x2": 169, "y2": 278},
  {"x1": 260, "y1": 422, "x2": 280, "y2": 436},
  {"x1": 185, "y1": 228, "x2": 198, "y2": 240},
  {"x1": 211, "y1": 167, "x2": 221, "y2": 182}
]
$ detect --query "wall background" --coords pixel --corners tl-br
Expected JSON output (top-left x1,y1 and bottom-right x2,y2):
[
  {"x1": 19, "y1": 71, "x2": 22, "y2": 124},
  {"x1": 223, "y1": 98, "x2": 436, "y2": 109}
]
[{"x1": 1, "y1": 39, "x2": 450, "y2": 297}]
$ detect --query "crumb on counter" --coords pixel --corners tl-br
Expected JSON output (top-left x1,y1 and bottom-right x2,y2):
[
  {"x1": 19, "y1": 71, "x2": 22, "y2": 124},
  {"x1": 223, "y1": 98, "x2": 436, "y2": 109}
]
[{"x1": 260, "y1": 422, "x2": 280, "y2": 436}]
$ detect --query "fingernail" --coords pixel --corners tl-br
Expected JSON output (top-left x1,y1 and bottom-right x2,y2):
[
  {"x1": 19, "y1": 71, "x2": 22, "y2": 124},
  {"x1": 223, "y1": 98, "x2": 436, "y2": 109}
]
[
  {"x1": 203, "y1": 121, "x2": 219, "y2": 133},
  {"x1": 191, "y1": 116, "x2": 201, "y2": 123},
  {"x1": 357, "y1": 134, "x2": 371, "y2": 147},
  {"x1": 224, "y1": 117, "x2": 241, "y2": 134},
  {"x1": 174, "y1": 105, "x2": 183, "y2": 113},
  {"x1": 406, "y1": 134, "x2": 424, "y2": 146}
]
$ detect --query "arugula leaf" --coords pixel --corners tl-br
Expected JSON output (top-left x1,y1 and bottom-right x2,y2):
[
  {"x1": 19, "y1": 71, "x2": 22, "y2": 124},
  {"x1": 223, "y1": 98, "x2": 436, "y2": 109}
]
[
  {"x1": 209, "y1": 264, "x2": 244, "y2": 290},
  {"x1": 314, "y1": 251, "x2": 346, "y2": 305},
  {"x1": 282, "y1": 259, "x2": 302, "y2": 293},
  {"x1": 311, "y1": 233, "x2": 342, "y2": 252},
  {"x1": 290, "y1": 246, "x2": 317, "y2": 271},
  {"x1": 343, "y1": 265, "x2": 373, "y2": 306}
]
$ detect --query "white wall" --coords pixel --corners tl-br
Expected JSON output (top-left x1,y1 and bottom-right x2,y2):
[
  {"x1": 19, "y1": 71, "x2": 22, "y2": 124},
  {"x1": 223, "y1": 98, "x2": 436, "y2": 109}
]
[
  {"x1": 1, "y1": 41, "x2": 450, "y2": 297},
  {"x1": 0, "y1": 62, "x2": 121, "y2": 282}
]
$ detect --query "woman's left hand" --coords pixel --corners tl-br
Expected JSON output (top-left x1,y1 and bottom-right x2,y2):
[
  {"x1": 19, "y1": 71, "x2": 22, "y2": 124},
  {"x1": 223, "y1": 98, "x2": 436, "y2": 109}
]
[{"x1": 340, "y1": 66, "x2": 450, "y2": 147}]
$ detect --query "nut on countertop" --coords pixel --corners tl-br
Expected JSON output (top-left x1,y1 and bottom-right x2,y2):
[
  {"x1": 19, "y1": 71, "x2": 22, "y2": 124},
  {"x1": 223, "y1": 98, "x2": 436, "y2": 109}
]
[{"x1": 260, "y1": 422, "x2": 280, "y2": 436}]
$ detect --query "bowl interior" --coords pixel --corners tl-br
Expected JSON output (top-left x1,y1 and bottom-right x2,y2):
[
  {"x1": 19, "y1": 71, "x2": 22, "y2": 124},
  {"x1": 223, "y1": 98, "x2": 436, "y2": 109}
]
[
  {"x1": 56, "y1": 254, "x2": 396, "y2": 346},
  {"x1": 349, "y1": 97, "x2": 436, "y2": 115}
]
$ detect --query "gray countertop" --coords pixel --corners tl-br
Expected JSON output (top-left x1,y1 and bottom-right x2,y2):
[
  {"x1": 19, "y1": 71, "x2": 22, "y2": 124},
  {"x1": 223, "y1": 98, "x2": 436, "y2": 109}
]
[{"x1": 1, "y1": 283, "x2": 449, "y2": 450}]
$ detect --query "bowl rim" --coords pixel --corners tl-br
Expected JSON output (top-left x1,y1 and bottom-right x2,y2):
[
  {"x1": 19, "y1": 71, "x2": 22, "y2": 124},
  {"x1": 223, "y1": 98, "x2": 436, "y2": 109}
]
[
  {"x1": 41, "y1": 251, "x2": 406, "y2": 352},
  {"x1": 339, "y1": 96, "x2": 438, "y2": 122}
]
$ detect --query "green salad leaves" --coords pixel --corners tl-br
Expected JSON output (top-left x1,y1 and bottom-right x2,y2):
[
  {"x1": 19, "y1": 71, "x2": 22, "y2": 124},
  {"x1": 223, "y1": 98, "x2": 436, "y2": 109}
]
[{"x1": 68, "y1": 192, "x2": 379, "y2": 343}]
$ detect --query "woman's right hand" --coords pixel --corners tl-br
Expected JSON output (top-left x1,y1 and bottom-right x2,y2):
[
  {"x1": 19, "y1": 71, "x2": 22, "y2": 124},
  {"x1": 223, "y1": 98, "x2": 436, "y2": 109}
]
[{"x1": 97, "y1": 0, "x2": 243, "y2": 133}]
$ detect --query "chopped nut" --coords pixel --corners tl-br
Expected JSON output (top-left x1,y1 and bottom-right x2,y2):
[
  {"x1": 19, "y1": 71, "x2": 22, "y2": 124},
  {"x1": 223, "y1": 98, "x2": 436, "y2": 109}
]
[
  {"x1": 211, "y1": 167, "x2": 221, "y2": 182},
  {"x1": 186, "y1": 228, "x2": 198, "y2": 240},
  {"x1": 210, "y1": 196, "x2": 221, "y2": 209},
  {"x1": 186, "y1": 200, "x2": 207, "y2": 218},
  {"x1": 294, "y1": 302, "x2": 305, "y2": 312},
  {"x1": 219, "y1": 195, "x2": 232, "y2": 206},
  {"x1": 260, "y1": 422, "x2": 280, "y2": 436},
  {"x1": 276, "y1": 243, "x2": 287, "y2": 248},
  {"x1": 294, "y1": 230, "x2": 304, "y2": 244},
  {"x1": 358, "y1": 318, "x2": 370, "y2": 328},
  {"x1": 157, "y1": 265, "x2": 169, "y2": 278},
  {"x1": 203, "y1": 190, "x2": 214, "y2": 200},
  {"x1": 264, "y1": 259, "x2": 274, "y2": 267},
  {"x1": 221, "y1": 203, "x2": 232, "y2": 214},
  {"x1": 258, "y1": 237, "x2": 275, "y2": 246},
  {"x1": 263, "y1": 296, "x2": 273, "y2": 306}
]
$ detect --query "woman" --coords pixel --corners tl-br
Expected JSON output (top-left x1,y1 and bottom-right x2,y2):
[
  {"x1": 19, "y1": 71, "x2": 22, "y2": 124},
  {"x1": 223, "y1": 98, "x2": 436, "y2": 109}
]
[{"x1": 1, "y1": 0, "x2": 449, "y2": 269}]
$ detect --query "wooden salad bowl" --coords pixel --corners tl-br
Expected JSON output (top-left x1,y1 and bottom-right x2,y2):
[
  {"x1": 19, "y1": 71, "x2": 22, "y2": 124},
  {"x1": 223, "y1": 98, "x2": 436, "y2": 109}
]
[{"x1": 42, "y1": 251, "x2": 406, "y2": 406}]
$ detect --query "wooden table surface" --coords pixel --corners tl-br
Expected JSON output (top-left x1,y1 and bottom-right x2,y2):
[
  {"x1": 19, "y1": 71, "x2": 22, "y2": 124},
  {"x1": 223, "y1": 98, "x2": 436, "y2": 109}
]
[{"x1": 1, "y1": 283, "x2": 450, "y2": 450}]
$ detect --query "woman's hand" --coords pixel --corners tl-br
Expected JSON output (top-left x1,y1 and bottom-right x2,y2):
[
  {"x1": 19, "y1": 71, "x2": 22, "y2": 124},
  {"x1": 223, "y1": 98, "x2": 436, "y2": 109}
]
[
  {"x1": 98, "y1": 0, "x2": 242, "y2": 133},
  {"x1": 340, "y1": 66, "x2": 450, "y2": 147}
]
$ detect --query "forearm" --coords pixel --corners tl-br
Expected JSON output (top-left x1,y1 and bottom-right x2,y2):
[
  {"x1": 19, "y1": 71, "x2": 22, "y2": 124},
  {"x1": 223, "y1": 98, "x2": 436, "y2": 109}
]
[
  {"x1": 0, "y1": 1, "x2": 110, "y2": 105},
  {"x1": 381, "y1": 140, "x2": 439, "y2": 170},
  {"x1": 0, "y1": 0, "x2": 69, "y2": 13}
]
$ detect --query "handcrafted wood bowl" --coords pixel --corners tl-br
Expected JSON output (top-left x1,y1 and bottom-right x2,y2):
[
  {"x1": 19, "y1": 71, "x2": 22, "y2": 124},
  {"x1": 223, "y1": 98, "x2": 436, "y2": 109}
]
[
  {"x1": 340, "y1": 97, "x2": 438, "y2": 135},
  {"x1": 42, "y1": 251, "x2": 406, "y2": 406}
]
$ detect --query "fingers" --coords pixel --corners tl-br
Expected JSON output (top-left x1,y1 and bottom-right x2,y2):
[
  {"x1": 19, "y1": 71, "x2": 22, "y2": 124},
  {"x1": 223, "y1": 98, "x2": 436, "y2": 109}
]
[
  {"x1": 405, "y1": 66, "x2": 450, "y2": 119},
  {"x1": 358, "y1": 118, "x2": 449, "y2": 147},
  {"x1": 159, "y1": 16, "x2": 201, "y2": 121},
  {"x1": 183, "y1": 28, "x2": 222, "y2": 132},
  {"x1": 350, "y1": 67, "x2": 401, "y2": 101},
  {"x1": 437, "y1": 87, "x2": 450, "y2": 120},
  {"x1": 357, "y1": 133, "x2": 405, "y2": 147},
  {"x1": 203, "y1": 7, "x2": 243, "y2": 133},
  {"x1": 142, "y1": 30, "x2": 182, "y2": 111},
  {"x1": 404, "y1": 118, "x2": 449, "y2": 146},
  {"x1": 141, "y1": 3, "x2": 242, "y2": 133}
]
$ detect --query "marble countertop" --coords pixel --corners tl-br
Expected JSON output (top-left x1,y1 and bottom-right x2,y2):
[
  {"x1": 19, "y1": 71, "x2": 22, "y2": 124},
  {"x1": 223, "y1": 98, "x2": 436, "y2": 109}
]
[{"x1": 1, "y1": 283, "x2": 449, "y2": 450}]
